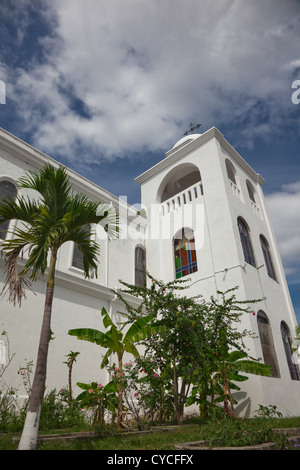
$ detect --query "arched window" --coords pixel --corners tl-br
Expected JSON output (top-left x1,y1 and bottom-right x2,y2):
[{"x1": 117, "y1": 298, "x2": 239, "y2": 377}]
[
  {"x1": 237, "y1": 217, "x2": 256, "y2": 267},
  {"x1": 281, "y1": 321, "x2": 300, "y2": 380},
  {"x1": 257, "y1": 311, "x2": 280, "y2": 377},
  {"x1": 246, "y1": 180, "x2": 256, "y2": 203},
  {"x1": 135, "y1": 246, "x2": 146, "y2": 286},
  {"x1": 72, "y1": 225, "x2": 91, "y2": 270},
  {"x1": 260, "y1": 235, "x2": 277, "y2": 281},
  {"x1": 225, "y1": 159, "x2": 237, "y2": 184},
  {"x1": 0, "y1": 180, "x2": 17, "y2": 239},
  {"x1": 174, "y1": 227, "x2": 197, "y2": 279}
]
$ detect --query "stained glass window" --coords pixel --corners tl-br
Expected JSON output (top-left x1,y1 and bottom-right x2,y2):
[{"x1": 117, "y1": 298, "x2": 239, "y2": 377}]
[{"x1": 174, "y1": 228, "x2": 197, "y2": 279}]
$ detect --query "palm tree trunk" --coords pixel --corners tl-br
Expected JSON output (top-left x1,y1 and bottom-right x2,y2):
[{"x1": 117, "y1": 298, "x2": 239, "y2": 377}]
[
  {"x1": 18, "y1": 250, "x2": 57, "y2": 450},
  {"x1": 68, "y1": 357, "x2": 74, "y2": 402},
  {"x1": 116, "y1": 352, "x2": 124, "y2": 429},
  {"x1": 173, "y1": 359, "x2": 184, "y2": 425}
]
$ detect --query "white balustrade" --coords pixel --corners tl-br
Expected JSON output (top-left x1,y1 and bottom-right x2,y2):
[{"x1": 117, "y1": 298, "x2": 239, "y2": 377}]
[{"x1": 161, "y1": 182, "x2": 203, "y2": 216}]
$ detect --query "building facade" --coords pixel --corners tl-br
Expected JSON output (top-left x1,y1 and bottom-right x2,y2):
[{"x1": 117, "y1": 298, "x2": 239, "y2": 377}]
[{"x1": 0, "y1": 126, "x2": 299, "y2": 417}]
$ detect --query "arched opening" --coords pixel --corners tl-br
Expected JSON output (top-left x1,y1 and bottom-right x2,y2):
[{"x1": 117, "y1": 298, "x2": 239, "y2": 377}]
[
  {"x1": 135, "y1": 245, "x2": 146, "y2": 286},
  {"x1": 246, "y1": 180, "x2": 256, "y2": 203},
  {"x1": 158, "y1": 163, "x2": 202, "y2": 204},
  {"x1": 281, "y1": 321, "x2": 300, "y2": 380},
  {"x1": 257, "y1": 311, "x2": 280, "y2": 377},
  {"x1": 237, "y1": 217, "x2": 256, "y2": 267},
  {"x1": 225, "y1": 159, "x2": 237, "y2": 184},
  {"x1": 260, "y1": 235, "x2": 277, "y2": 281}
]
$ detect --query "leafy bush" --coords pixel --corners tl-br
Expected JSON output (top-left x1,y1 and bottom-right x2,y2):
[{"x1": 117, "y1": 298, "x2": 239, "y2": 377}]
[
  {"x1": 0, "y1": 390, "x2": 25, "y2": 432},
  {"x1": 39, "y1": 389, "x2": 86, "y2": 430},
  {"x1": 75, "y1": 381, "x2": 118, "y2": 430}
]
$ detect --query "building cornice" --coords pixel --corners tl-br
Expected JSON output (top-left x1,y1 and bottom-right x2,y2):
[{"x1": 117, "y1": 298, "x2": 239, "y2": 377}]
[
  {"x1": 55, "y1": 270, "x2": 141, "y2": 307},
  {"x1": 135, "y1": 127, "x2": 264, "y2": 185},
  {"x1": 0, "y1": 257, "x2": 142, "y2": 306}
]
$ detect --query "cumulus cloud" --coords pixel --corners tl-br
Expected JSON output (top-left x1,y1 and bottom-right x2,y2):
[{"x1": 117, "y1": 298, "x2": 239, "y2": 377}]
[
  {"x1": 265, "y1": 181, "x2": 300, "y2": 282},
  {"x1": 3, "y1": 0, "x2": 300, "y2": 163}
]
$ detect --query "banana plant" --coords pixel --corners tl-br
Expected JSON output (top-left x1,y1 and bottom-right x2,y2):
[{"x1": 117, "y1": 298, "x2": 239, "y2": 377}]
[
  {"x1": 212, "y1": 349, "x2": 272, "y2": 417},
  {"x1": 68, "y1": 307, "x2": 163, "y2": 428},
  {"x1": 76, "y1": 380, "x2": 118, "y2": 427}
]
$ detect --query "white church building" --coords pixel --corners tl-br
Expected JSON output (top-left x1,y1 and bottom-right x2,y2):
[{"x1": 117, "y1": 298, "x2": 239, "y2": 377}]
[{"x1": 0, "y1": 125, "x2": 299, "y2": 417}]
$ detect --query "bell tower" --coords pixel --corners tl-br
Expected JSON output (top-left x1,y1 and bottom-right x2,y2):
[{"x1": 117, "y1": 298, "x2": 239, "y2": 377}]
[{"x1": 135, "y1": 126, "x2": 300, "y2": 417}]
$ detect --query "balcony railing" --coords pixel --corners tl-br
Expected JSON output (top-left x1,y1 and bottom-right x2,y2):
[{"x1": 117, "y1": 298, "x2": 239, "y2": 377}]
[
  {"x1": 229, "y1": 180, "x2": 242, "y2": 200},
  {"x1": 161, "y1": 182, "x2": 203, "y2": 216}
]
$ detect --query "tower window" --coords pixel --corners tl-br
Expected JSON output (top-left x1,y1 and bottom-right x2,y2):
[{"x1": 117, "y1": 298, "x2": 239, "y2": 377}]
[
  {"x1": 246, "y1": 180, "x2": 256, "y2": 203},
  {"x1": 225, "y1": 159, "x2": 237, "y2": 184},
  {"x1": 260, "y1": 235, "x2": 277, "y2": 281},
  {"x1": 237, "y1": 217, "x2": 256, "y2": 267},
  {"x1": 135, "y1": 246, "x2": 146, "y2": 286},
  {"x1": 257, "y1": 311, "x2": 280, "y2": 377},
  {"x1": 174, "y1": 227, "x2": 197, "y2": 279},
  {"x1": 0, "y1": 180, "x2": 17, "y2": 239},
  {"x1": 72, "y1": 225, "x2": 91, "y2": 270},
  {"x1": 281, "y1": 321, "x2": 300, "y2": 380}
]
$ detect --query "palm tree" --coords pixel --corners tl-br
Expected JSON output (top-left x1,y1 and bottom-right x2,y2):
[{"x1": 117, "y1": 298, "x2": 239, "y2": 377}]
[
  {"x1": 69, "y1": 307, "x2": 160, "y2": 428},
  {"x1": 0, "y1": 164, "x2": 118, "y2": 450},
  {"x1": 63, "y1": 351, "x2": 80, "y2": 402}
]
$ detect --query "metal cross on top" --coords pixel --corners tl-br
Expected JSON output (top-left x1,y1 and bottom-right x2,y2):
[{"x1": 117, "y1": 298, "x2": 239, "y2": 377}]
[{"x1": 183, "y1": 123, "x2": 201, "y2": 136}]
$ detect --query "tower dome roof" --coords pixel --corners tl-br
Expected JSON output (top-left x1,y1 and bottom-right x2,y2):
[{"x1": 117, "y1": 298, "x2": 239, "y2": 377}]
[{"x1": 172, "y1": 133, "x2": 202, "y2": 149}]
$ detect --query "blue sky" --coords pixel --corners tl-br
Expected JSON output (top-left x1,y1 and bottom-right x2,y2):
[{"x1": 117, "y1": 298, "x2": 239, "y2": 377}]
[{"x1": 0, "y1": 0, "x2": 300, "y2": 321}]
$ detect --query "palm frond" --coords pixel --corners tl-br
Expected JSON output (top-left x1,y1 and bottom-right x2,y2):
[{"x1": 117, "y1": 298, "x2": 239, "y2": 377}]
[
  {"x1": 1, "y1": 226, "x2": 50, "y2": 281},
  {"x1": 0, "y1": 195, "x2": 39, "y2": 227},
  {"x1": 66, "y1": 225, "x2": 101, "y2": 278},
  {"x1": 18, "y1": 165, "x2": 71, "y2": 209},
  {"x1": 0, "y1": 247, "x2": 33, "y2": 307},
  {"x1": 96, "y1": 203, "x2": 119, "y2": 240},
  {"x1": 235, "y1": 359, "x2": 272, "y2": 377}
]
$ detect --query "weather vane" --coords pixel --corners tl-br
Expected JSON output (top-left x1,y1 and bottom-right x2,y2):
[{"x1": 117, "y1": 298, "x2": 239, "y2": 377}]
[{"x1": 183, "y1": 123, "x2": 201, "y2": 136}]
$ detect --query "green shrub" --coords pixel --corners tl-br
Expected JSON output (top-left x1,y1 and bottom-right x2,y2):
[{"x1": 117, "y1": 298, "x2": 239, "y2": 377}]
[
  {"x1": 0, "y1": 390, "x2": 25, "y2": 432},
  {"x1": 39, "y1": 389, "x2": 86, "y2": 430}
]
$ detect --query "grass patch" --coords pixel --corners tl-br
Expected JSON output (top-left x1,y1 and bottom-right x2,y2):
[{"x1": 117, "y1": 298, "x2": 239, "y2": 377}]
[{"x1": 4, "y1": 416, "x2": 300, "y2": 450}]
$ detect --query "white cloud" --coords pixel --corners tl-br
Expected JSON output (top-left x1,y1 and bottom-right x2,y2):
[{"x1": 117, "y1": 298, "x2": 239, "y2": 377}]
[
  {"x1": 4, "y1": 0, "x2": 300, "y2": 163},
  {"x1": 265, "y1": 181, "x2": 300, "y2": 281}
]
